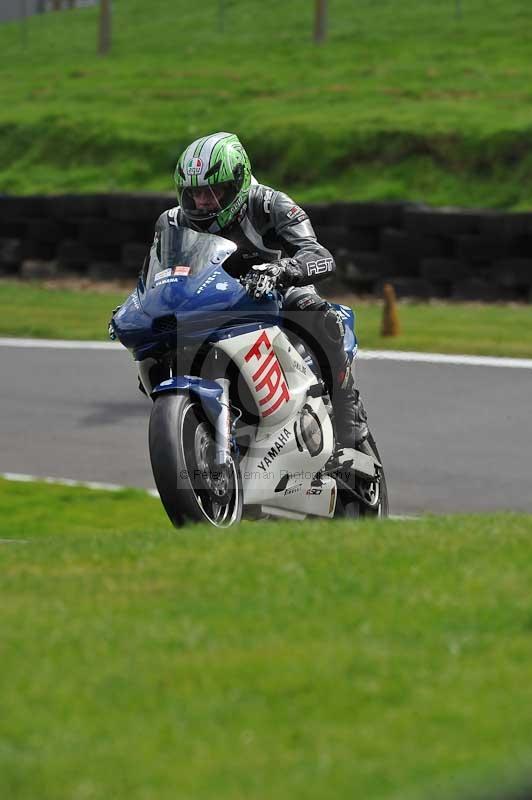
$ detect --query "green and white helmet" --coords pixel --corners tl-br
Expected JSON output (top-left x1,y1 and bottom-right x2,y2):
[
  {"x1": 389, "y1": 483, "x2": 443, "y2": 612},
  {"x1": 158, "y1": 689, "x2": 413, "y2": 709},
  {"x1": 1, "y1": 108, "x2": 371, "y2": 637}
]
[{"x1": 174, "y1": 132, "x2": 252, "y2": 231}]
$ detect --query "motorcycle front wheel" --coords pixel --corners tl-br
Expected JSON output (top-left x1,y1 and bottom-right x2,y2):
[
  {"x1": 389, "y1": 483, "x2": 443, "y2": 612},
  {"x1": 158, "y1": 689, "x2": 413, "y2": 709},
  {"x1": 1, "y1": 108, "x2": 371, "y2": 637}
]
[{"x1": 149, "y1": 393, "x2": 243, "y2": 529}]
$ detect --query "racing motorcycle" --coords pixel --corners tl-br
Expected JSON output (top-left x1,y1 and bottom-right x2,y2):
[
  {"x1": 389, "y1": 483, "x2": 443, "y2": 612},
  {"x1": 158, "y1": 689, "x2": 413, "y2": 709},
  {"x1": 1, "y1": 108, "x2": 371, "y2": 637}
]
[{"x1": 111, "y1": 226, "x2": 388, "y2": 527}]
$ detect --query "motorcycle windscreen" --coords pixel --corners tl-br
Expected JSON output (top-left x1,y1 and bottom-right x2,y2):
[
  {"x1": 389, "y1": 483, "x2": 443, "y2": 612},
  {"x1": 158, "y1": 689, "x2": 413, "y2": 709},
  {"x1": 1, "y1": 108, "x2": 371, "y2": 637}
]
[{"x1": 146, "y1": 226, "x2": 236, "y2": 286}]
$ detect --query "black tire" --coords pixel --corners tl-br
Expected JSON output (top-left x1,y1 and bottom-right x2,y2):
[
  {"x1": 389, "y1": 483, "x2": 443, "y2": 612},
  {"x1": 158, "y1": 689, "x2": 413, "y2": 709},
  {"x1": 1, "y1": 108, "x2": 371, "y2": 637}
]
[
  {"x1": 334, "y1": 430, "x2": 389, "y2": 519},
  {"x1": 149, "y1": 393, "x2": 243, "y2": 529},
  {"x1": 358, "y1": 431, "x2": 389, "y2": 518}
]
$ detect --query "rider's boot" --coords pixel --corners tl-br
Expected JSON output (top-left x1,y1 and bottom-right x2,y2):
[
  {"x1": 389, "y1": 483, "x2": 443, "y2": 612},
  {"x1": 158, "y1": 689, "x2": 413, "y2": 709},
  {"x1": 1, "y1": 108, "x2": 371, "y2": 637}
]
[{"x1": 332, "y1": 364, "x2": 369, "y2": 449}]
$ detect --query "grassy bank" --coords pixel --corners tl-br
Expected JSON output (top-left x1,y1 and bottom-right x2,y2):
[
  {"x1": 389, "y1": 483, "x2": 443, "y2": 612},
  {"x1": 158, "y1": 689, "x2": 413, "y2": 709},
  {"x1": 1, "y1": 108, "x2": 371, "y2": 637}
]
[
  {"x1": 1, "y1": 478, "x2": 532, "y2": 799},
  {"x1": 1, "y1": 281, "x2": 531, "y2": 358},
  {"x1": 0, "y1": 1, "x2": 532, "y2": 206}
]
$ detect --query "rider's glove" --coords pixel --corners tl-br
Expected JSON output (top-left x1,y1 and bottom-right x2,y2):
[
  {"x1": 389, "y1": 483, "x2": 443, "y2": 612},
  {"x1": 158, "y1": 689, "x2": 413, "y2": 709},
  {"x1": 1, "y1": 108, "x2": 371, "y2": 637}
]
[{"x1": 243, "y1": 258, "x2": 300, "y2": 299}]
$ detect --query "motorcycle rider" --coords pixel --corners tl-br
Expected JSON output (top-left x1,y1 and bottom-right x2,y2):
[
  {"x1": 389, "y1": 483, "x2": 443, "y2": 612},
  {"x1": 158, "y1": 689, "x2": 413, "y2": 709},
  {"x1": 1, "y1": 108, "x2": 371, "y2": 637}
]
[{"x1": 141, "y1": 132, "x2": 368, "y2": 448}]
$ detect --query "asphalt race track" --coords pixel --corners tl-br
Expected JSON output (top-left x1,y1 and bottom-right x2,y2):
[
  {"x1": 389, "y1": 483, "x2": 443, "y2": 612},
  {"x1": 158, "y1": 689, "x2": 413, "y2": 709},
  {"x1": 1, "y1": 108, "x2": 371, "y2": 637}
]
[{"x1": 1, "y1": 341, "x2": 531, "y2": 515}]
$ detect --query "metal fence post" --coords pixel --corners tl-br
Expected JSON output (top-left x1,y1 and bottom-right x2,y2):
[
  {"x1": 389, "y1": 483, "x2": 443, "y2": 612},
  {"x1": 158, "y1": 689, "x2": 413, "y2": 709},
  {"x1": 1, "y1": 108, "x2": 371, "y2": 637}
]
[
  {"x1": 314, "y1": 0, "x2": 327, "y2": 44},
  {"x1": 99, "y1": 0, "x2": 112, "y2": 55},
  {"x1": 20, "y1": 0, "x2": 28, "y2": 47}
]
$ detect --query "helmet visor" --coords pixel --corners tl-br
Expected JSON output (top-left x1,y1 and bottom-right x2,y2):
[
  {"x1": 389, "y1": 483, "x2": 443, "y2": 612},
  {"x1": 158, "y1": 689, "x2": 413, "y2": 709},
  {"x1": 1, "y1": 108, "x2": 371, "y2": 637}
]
[{"x1": 180, "y1": 180, "x2": 240, "y2": 221}]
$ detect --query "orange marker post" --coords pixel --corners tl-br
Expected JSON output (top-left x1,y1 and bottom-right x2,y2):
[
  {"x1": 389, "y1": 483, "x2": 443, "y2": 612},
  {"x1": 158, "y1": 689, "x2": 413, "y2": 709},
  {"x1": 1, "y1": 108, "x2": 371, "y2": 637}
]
[{"x1": 381, "y1": 283, "x2": 401, "y2": 337}]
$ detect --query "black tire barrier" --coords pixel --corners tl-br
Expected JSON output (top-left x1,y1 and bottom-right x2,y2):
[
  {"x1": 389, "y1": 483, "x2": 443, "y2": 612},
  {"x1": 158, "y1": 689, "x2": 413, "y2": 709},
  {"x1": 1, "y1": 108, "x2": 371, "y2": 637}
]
[{"x1": 1, "y1": 193, "x2": 532, "y2": 301}]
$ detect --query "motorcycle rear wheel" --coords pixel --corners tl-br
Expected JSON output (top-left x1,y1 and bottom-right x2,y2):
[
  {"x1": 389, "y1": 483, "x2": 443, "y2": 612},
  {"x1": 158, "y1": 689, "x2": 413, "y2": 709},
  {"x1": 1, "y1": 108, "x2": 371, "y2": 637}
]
[
  {"x1": 336, "y1": 431, "x2": 389, "y2": 519},
  {"x1": 149, "y1": 393, "x2": 243, "y2": 528},
  {"x1": 357, "y1": 431, "x2": 389, "y2": 518}
]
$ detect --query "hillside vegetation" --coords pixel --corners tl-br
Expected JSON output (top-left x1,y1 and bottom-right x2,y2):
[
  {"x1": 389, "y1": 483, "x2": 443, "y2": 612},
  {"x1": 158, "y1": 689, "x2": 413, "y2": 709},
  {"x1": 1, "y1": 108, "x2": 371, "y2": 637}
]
[
  {"x1": 0, "y1": 0, "x2": 531, "y2": 206},
  {"x1": 2, "y1": 478, "x2": 532, "y2": 799}
]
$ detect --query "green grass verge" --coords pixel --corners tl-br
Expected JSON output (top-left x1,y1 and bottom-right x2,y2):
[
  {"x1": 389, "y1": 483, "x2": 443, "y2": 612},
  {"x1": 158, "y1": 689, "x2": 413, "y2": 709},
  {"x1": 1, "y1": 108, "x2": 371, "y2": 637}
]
[
  {"x1": 1, "y1": 478, "x2": 532, "y2": 799},
  {"x1": 0, "y1": 281, "x2": 126, "y2": 341},
  {"x1": 1, "y1": 0, "x2": 532, "y2": 206},
  {"x1": 355, "y1": 300, "x2": 532, "y2": 358},
  {"x1": 1, "y1": 280, "x2": 532, "y2": 358}
]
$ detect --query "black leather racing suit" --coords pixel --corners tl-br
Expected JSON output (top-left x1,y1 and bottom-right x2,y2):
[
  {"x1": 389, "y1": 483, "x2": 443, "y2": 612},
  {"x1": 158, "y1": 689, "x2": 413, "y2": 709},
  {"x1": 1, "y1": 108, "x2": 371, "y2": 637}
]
[{"x1": 157, "y1": 183, "x2": 367, "y2": 446}]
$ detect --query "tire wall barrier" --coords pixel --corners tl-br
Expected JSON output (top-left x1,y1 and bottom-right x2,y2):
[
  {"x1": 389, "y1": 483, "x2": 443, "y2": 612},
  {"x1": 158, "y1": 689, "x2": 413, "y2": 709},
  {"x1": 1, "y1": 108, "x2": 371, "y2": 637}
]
[{"x1": 1, "y1": 194, "x2": 532, "y2": 301}]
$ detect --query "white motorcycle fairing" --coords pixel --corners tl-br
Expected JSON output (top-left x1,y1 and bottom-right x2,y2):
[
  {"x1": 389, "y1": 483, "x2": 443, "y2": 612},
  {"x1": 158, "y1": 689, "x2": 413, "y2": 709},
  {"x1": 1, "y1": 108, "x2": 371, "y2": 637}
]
[{"x1": 214, "y1": 324, "x2": 337, "y2": 518}]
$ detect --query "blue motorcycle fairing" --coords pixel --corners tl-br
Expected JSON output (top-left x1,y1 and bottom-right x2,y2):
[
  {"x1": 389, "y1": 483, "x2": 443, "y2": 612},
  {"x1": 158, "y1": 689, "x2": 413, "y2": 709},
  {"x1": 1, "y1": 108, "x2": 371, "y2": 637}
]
[
  {"x1": 115, "y1": 278, "x2": 358, "y2": 360},
  {"x1": 151, "y1": 376, "x2": 224, "y2": 428},
  {"x1": 140, "y1": 266, "x2": 280, "y2": 322},
  {"x1": 112, "y1": 287, "x2": 150, "y2": 336},
  {"x1": 115, "y1": 264, "x2": 282, "y2": 360},
  {"x1": 113, "y1": 227, "x2": 358, "y2": 362}
]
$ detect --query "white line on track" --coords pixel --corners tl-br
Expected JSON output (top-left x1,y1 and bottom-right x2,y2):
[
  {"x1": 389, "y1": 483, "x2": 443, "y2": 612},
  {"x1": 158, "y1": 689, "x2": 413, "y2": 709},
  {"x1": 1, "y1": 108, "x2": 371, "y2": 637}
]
[
  {"x1": 356, "y1": 349, "x2": 532, "y2": 369},
  {"x1": 1, "y1": 471, "x2": 159, "y2": 498},
  {"x1": 1, "y1": 337, "x2": 532, "y2": 369},
  {"x1": 0, "y1": 337, "x2": 121, "y2": 350},
  {"x1": 0, "y1": 539, "x2": 28, "y2": 544}
]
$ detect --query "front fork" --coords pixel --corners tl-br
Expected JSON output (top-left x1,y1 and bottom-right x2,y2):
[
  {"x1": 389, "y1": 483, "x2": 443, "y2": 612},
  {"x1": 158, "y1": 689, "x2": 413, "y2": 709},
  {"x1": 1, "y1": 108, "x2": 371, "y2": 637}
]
[
  {"x1": 146, "y1": 347, "x2": 234, "y2": 468},
  {"x1": 214, "y1": 378, "x2": 232, "y2": 468}
]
